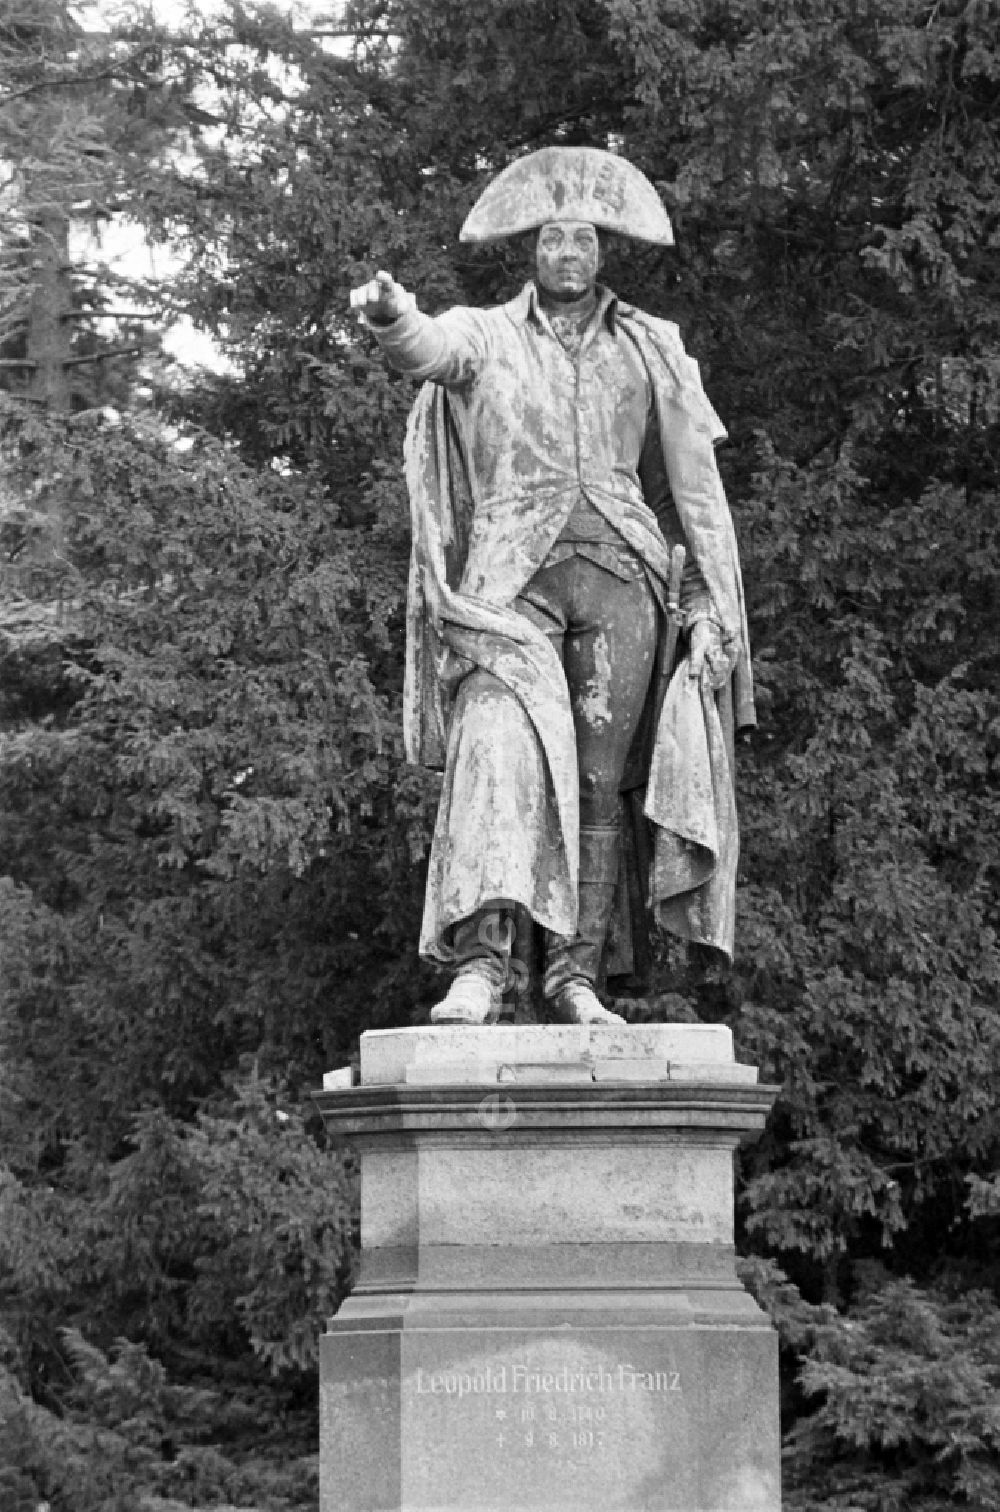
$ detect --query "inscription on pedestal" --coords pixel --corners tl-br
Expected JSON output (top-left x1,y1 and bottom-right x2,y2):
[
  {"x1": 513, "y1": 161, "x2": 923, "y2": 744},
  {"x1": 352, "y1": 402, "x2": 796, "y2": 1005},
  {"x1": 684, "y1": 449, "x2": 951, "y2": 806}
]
[
  {"x1": 412, "y1": 1357, "x2": 683, "y2": 1471},
  {"x1": 395, "y1": 1329, "x2": 776, "y2": 1511},
  {"x1": 324, "y1": 1322, "x2": 779, "y2": 1512},
  {"x1": 414, "y1": 1359, "x2": 683, "y2": 1399}
]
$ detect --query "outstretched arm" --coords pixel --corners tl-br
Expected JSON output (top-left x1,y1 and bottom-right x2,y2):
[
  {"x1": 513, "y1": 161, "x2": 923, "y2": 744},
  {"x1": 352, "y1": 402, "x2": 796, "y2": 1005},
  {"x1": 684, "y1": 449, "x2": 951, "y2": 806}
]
[{"x1": 349, "y1": 269, "x2": 483, "y2": 386}]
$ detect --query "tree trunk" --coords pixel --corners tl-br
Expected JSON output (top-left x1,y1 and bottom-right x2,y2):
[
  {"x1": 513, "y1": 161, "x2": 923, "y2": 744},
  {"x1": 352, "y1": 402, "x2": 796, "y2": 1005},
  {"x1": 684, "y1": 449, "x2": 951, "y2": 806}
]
[{"x1": 27, "y1": 212, "x2": 72, "y2": 412}]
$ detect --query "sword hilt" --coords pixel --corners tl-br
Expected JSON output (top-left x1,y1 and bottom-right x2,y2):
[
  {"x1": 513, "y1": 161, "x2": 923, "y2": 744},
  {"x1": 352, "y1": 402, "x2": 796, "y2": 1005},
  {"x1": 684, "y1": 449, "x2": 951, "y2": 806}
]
[{"x1": 667, "y1": 543, "x2": 685, "y2": 625}]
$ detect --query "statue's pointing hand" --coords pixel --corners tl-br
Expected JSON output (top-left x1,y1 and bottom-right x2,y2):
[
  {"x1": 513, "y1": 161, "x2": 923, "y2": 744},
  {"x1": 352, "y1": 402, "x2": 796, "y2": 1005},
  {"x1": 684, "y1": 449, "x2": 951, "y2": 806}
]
[{"x1": 349, "y1": 270, "x2": 411, "y2": 326}]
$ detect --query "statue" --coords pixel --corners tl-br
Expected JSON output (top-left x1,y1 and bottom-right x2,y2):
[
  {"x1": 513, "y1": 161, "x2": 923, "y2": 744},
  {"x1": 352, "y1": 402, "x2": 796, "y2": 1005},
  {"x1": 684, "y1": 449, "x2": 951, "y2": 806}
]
[{"x1": 350, "y1": 148, "x2": 754, "y2": 1027}]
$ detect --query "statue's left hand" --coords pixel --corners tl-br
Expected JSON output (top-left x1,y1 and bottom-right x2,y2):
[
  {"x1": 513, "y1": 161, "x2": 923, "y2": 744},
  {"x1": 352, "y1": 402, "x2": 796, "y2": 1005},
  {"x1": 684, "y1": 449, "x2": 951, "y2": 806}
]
[{"x1": 688, "y1": 620, "x2": 729, "y2": 689}]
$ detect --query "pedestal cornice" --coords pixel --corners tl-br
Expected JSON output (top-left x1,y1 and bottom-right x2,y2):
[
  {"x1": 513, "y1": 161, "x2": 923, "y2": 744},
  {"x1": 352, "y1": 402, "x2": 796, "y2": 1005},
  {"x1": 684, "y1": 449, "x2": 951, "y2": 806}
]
[{"x1": 316, "y1": 1080, "x2": 779, "y2": 1142}]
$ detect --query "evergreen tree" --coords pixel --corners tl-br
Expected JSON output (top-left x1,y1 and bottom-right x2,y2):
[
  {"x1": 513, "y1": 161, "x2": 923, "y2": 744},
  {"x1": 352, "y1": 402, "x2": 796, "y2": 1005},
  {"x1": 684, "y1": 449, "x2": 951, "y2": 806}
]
[{"x1": 2, "y1": 2, "x2": 998, "y2": 1507}]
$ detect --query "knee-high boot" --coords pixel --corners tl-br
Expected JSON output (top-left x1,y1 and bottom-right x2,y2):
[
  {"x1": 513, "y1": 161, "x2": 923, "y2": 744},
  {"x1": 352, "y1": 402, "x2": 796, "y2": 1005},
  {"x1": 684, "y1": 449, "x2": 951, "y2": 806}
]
[{"x1": 544, "y1": 825, "x2": 625, "y2": 1023}]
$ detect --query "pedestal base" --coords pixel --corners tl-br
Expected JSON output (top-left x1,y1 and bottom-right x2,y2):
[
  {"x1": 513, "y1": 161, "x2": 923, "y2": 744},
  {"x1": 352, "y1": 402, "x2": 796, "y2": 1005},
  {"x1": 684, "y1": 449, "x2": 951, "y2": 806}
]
[
  {"x1": 317, "y1": 1026, "x2": 781, "y2": 1512},
  {"x1": 322, "y1": 1318, "x2": 777, "y2": 1512}
]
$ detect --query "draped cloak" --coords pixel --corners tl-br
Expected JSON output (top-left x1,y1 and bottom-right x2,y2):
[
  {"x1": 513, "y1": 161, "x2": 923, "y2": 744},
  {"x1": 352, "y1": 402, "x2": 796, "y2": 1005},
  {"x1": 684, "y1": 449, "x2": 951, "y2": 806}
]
[{"x1": 401, "y1": 298, "x2": 755, "y2": 969}]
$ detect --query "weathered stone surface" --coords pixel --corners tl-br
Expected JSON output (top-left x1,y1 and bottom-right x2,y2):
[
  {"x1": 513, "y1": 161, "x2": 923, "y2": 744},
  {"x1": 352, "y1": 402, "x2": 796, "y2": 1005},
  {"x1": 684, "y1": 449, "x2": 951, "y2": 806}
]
[
  {"x1": 420, "y1": 1140, "x2": 732, "y2": 1247},
  {"x1": 404, "y1": 1060, "x2": 596, "y2": 1086},
  {"x1": 317, "y1": 1028, "x2": 781, "y2": 1511},
  {"x1": 665, "y1": 1060, "x2": 759, "y2": 1085},
  {"x1": 322, "y1": 1065, "x2": 356, "y2": 1090},
  {"x1": 589, "y1": 1058, "x2": 671, "y2": 1083},
  {"x1": 359, "y1": 1024, "x2": 738, "y2": 1087},
  {"x1": 321, "y1": 1321, "x2": 779, "y2": 1512}
]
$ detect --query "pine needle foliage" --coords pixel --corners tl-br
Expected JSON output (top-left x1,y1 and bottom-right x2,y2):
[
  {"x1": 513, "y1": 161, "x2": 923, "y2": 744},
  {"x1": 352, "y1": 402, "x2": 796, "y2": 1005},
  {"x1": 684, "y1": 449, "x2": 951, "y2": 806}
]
[{"x1": 1, "y1": 1, "x2": 998, "y2": 1506}]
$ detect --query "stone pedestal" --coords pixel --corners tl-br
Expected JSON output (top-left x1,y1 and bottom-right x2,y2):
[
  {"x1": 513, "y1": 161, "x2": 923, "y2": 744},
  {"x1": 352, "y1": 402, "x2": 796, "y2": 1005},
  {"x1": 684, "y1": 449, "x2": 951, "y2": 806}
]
[{"x1": 316, "y1": 1025, "x2": 781, "y2": 1512}]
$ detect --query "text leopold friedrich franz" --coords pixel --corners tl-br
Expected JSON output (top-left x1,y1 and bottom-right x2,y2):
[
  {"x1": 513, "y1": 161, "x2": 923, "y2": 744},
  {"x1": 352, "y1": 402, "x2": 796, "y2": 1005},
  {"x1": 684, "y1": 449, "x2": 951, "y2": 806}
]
[{"x1": 414, "y1": 1360, "x2": 683, "y2": 1400}]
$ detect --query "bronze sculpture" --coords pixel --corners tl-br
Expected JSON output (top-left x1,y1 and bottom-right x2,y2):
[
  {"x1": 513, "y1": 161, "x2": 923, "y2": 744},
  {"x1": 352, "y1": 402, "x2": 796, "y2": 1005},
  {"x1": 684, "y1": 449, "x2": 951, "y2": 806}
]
[{"x1": 351, "y1": 148, "x2": 754, "y2": 1026}]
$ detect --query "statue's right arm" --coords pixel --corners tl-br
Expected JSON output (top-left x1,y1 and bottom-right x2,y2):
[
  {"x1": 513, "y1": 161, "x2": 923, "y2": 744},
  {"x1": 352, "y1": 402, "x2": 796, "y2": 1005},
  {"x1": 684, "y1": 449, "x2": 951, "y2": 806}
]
[{"x1": 349, "y1": 269, "x2": 484, "y2": 386}]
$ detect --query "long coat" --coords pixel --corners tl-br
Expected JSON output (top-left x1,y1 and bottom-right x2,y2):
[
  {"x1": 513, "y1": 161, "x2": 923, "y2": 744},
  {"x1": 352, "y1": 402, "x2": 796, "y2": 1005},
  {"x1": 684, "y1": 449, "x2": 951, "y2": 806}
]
[{"x1": 401, "y1": 295, "x2": 754, "y2": 971}]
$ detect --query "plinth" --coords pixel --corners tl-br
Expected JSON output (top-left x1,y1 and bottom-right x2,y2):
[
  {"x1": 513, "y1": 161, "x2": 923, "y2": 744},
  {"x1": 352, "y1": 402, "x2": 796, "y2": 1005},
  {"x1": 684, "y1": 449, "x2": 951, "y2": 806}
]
[{"x1": 316, "y1": 1025, "x2": 781, "y2": 1512}]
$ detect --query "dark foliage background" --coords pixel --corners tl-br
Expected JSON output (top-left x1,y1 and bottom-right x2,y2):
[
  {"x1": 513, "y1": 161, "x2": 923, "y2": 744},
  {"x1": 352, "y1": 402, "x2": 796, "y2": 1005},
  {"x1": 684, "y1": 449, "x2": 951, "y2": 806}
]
[{"x1": 1, "y1": 2, "x2": 998, "y2": 1508}]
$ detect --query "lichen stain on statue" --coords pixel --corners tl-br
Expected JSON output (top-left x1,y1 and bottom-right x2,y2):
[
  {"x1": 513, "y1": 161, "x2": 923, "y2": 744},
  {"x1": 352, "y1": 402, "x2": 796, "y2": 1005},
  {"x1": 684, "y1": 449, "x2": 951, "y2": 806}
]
[
  {"x1": 350, "y1": 146, "x2": 755, "y2": 1028},
  {"x1": 576, "y1": 631, "x2": 613, "y2": 728}
]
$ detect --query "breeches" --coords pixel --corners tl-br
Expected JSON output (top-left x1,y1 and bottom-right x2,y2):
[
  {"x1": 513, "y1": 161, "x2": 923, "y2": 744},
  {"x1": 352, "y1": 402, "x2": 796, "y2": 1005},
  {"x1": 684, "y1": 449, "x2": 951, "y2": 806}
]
[
  {"x1": 513, "y1": 553, "x2": 658, "y2": 825},
  {"x1": 430, "y1": 552, "x2": 660, "y2": 977}
]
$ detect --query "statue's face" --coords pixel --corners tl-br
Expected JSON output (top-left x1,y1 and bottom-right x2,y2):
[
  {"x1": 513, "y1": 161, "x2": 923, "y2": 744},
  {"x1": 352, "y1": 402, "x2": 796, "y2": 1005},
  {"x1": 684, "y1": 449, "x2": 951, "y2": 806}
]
[{"x1": 535, "y1": 220, "x2": 601, "y2": 300}]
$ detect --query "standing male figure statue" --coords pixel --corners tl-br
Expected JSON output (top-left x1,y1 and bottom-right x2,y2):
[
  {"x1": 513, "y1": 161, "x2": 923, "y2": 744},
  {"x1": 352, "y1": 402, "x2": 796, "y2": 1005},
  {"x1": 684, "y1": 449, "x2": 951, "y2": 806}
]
[{"x1": 351, "y1": 148, "x2": 754, "y2": 1027}]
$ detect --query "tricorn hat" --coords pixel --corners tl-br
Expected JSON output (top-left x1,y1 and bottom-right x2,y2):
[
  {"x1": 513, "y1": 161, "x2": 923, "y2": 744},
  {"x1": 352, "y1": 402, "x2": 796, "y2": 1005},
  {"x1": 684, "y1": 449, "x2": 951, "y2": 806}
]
[{"x1": 459, "y1": 146, "x2": 674, "y2": 247}]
